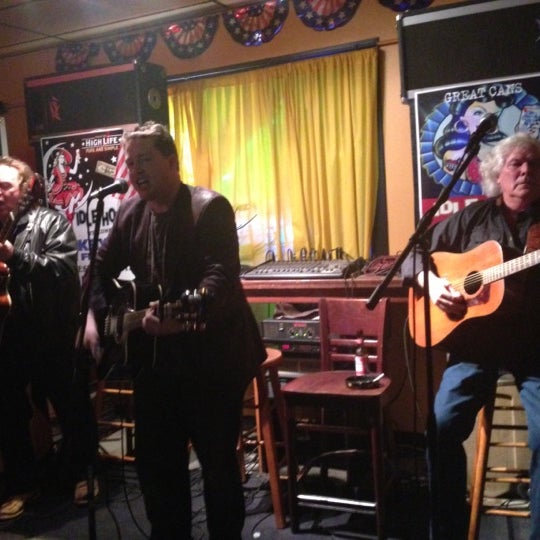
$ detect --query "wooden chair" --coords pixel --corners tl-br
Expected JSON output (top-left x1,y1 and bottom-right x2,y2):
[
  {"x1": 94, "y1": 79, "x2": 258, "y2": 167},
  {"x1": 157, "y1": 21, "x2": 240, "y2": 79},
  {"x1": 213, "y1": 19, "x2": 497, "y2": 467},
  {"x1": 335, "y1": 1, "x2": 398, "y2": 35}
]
[
  {"x1": 468, "y1": 374, "x2": 530, "y2": 540},
  {"x1": 319, "y1": 296, "x2": 387, "y2": 372},
  {"x1": 282, "y1": 297, "x2": 391, "y2": 539}
]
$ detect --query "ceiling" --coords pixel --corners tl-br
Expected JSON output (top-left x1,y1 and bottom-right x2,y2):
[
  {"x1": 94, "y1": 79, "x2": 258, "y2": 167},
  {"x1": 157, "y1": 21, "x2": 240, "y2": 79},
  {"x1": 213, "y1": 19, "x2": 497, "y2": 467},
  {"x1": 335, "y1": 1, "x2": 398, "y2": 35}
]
[{"x1": 0, "y1": 0, "x2": 254, "y2": 59}]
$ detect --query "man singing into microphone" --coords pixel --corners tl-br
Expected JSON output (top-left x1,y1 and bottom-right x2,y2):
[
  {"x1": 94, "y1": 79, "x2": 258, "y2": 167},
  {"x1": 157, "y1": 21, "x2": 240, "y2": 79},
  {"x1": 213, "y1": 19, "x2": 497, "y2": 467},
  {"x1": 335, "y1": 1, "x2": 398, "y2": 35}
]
[
  {"x1": 83, "y1": 121, "x2": 266, "y2": 539},
  {"x1": 403, "y1": 132, "x2": 540, "y2": 540}
]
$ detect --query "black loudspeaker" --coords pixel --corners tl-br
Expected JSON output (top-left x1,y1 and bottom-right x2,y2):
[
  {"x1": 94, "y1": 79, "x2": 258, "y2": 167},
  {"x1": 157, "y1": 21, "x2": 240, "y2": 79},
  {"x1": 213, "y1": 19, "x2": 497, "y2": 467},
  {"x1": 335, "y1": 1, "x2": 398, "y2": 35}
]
[
  {"x1": 25, "y1": 61, "x2": 169, "y2": 140},
  {"x1": 397, "y1": 0, "x2": 540, "y2": 101}
]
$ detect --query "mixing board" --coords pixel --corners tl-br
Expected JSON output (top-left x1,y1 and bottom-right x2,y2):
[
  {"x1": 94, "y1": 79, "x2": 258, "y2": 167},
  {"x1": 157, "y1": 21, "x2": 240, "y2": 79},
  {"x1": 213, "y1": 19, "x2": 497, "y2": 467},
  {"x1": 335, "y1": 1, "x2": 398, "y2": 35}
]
[{"x1": 241, "y1": 259, "x2": 354, "y2": 280}]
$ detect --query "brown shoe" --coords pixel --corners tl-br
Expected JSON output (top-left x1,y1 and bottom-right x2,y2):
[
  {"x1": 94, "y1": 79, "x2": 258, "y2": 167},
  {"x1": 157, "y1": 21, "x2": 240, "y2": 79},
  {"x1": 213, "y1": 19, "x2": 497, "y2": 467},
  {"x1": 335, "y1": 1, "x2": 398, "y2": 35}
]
[
  {"x1": 0, "y1": 489, "x2": 40, "y2": 521},
  {"x1": 74, "y1": 479, "x2": 100, "y2": 507}
]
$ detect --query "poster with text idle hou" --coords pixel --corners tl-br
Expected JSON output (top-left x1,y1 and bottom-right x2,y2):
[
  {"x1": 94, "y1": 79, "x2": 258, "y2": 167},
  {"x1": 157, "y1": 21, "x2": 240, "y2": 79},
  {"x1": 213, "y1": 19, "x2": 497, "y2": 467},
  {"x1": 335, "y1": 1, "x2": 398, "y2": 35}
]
[{"x1": 40, "y1": 126, "x2": 136, "y2": 278}]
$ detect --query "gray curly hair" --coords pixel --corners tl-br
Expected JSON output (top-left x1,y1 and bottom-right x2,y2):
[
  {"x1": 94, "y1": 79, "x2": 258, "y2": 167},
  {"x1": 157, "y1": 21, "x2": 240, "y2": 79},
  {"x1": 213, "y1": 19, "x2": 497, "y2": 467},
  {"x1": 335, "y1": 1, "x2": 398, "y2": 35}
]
[{"x1": 480, "y1": 132, "x2": 540, "y2": 196}]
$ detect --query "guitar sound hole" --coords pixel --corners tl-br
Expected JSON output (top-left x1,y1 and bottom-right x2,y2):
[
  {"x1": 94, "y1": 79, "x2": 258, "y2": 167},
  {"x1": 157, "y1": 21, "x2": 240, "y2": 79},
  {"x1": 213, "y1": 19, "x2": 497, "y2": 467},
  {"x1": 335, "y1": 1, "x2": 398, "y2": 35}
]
[{"x1": 463, "y1": 271, "x2": 482, "y2": 295}]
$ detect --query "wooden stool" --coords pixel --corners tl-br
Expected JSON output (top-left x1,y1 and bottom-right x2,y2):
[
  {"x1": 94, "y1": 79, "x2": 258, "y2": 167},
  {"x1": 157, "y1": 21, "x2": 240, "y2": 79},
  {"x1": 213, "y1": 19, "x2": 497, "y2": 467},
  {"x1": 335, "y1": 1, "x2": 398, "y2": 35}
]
[
  {"x1": 468, "y1": 375, "x2": 531, "y2": 540},
  {"x1": 239, "y1": 347, "x2": 288, "y2": 529},
  {"x1": 94, "y1": 372, "x2": 135, "y2": 462}
]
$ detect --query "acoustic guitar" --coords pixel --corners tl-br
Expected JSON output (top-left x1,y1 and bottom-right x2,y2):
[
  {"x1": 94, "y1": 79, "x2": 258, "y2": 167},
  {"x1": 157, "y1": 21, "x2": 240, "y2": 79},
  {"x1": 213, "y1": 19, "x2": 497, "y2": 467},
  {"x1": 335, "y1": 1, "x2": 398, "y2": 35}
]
[
  {"x1": 98, "y1": 279, "x2": 211, "y2": 377},
  {"x1": 104, "y1": 279, "x2": 210, "y2": 343},
  {"x1": 408, "y1": 240, "x2": 540, "y2": 347}
]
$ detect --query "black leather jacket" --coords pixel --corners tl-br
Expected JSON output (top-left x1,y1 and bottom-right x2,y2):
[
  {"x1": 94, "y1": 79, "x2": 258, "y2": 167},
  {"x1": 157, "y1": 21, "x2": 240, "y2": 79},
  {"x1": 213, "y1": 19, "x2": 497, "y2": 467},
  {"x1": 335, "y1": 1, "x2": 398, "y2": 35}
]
[{"x1": 2, "y1": 205, "x2": 80, "y2": 353}]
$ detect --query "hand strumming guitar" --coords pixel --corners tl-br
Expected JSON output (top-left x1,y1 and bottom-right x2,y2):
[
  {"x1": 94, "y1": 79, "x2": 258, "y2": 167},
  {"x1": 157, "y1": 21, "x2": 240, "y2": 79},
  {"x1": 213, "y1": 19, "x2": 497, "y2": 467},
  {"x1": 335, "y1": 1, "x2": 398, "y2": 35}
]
[
  {"x1": 417, "y1": 270, "x2": 468, "y2": 321},
  {"x1": 83, "y1": 309, "x2": 104, "y2": 363}
]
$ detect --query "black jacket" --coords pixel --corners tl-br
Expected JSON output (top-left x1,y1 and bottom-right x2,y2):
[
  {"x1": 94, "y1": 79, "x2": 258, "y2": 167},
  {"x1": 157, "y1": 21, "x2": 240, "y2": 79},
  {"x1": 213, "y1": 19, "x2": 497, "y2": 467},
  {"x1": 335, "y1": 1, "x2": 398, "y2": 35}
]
[
  {"x1": 88, "y1": 183, "x2": 266, "y2": 386},
  {"x1": 1, "y1": 205, "x2": 80, "y2": 353}
]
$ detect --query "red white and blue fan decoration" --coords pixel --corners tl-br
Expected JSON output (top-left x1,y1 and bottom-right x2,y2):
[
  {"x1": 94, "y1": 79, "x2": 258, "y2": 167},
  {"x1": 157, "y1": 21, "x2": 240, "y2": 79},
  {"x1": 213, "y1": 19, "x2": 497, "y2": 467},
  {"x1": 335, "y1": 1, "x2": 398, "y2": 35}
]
[
  {"x1": 223, "y1": 0, "x2": 289, "y2": 46},
  {"x1": 293, "y1": 0, "x2": 361, "y2": 31},
  {"x1": 55, "y1": 42, "x2": 99, "y2": 72},
  {"x1": 161, "y1": 16, "x2": 219, "y2": 59},
  {"x1": 103, "y1": 32, "x2": 157, "y2": 63},
  {"x1": 378, "y1": 0, "x2": 433, "y2": 12}
]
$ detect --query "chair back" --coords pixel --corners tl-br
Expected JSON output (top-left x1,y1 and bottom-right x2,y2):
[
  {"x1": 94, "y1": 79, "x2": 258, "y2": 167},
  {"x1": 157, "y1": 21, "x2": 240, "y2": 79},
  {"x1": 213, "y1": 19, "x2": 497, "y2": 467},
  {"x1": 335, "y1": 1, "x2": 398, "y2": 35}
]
[{"x1": 319, "y1": 297, "x2": 388, "y2": 372}]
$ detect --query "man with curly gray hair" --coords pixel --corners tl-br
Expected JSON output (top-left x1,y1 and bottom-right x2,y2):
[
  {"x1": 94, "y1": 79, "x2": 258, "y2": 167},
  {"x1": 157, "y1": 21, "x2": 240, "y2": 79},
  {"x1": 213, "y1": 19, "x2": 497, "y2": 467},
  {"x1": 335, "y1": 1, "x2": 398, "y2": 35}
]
[{"x1": 403, "y1": 132, "x2": 540, "y2": 540}]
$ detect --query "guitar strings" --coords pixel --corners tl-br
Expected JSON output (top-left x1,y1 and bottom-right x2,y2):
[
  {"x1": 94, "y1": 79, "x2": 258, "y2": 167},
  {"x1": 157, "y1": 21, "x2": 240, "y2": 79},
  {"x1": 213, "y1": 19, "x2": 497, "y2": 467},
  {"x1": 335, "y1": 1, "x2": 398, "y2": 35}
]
[{"x1": 446, "y1": 250, "x2": 540, "y2": 293}]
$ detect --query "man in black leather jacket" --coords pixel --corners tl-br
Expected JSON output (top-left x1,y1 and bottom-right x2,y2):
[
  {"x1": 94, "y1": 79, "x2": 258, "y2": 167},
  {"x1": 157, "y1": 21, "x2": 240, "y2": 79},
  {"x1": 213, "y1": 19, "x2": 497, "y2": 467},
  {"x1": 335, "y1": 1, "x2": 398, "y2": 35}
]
[
  {"x1": 84, "y1": 122, "x2": 266, "y2": 539},
  {"x1": 0, "y1": 156, "x2": 97, "y2": 520}
]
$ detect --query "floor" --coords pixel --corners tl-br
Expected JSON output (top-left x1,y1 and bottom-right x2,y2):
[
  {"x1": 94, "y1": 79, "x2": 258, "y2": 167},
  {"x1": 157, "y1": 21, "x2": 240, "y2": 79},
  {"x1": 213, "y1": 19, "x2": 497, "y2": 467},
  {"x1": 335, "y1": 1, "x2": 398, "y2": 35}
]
[{"x1": 0, "y1": 435, "x2": 531, "y2": 540}]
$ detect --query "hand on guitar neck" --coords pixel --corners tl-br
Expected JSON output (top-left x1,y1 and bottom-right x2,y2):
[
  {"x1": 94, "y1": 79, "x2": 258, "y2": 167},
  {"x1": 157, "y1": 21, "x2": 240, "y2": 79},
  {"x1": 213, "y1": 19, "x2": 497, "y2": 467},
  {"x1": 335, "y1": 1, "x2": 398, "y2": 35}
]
[
  {"x1": 102, "y1": 283, "x2": 212, "y2": 345},
  {"x1": 142, "y1": 293, "x2": 209, "y2": 337}
]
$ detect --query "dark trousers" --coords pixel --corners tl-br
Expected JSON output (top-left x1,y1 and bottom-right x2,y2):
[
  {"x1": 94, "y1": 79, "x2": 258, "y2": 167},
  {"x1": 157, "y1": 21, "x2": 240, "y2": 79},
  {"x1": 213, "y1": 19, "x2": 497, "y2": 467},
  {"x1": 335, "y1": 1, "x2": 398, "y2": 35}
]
[
  {"x1": 133, "y1": 362, "x2": 246, "y2": 540},
  {"x1": 0, "y1": 339, "x2": 98, "y2": 495}
]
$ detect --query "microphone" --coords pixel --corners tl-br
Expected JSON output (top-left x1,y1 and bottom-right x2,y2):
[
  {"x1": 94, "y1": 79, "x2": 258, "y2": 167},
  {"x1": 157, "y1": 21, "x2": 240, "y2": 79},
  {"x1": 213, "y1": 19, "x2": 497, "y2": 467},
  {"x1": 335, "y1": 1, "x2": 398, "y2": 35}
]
[
  {"x1": 466, "y1": 113, "x2": 498, "y2": 151},
  {"x1": 89, "y1": 179, "x2": 129, "y2": 198}
]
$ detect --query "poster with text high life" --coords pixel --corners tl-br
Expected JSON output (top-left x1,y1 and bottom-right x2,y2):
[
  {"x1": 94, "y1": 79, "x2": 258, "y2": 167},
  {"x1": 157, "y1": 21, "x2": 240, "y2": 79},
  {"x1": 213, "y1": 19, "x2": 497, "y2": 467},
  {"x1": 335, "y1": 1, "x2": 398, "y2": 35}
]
[
  {"x1": 40, "y1": 126, "x2": 136, "y2": 278},
  {"x1": 414, "y1": 73, "x2": 540, "y2": 224}
]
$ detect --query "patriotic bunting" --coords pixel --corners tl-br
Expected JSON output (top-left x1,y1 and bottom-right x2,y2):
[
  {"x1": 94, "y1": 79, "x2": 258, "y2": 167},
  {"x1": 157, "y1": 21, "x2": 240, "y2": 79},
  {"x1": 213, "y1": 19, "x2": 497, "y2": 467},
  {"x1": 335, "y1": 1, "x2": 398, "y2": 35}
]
[
  {"x1": 103, "y1": 32, "x2": 157, "y2": 64},
  {"x1": 223, "y1": 0, "x2": 289, "y2": 46},
  {"x1": 293, "y1": 0, "x2": 361, "y2": 31},
  {"x1": 55, "y1": 42, "x2": 100, "y2": 72},
  {"x1": 161, "y1": 16, "x2": 219, "y2": 58}
]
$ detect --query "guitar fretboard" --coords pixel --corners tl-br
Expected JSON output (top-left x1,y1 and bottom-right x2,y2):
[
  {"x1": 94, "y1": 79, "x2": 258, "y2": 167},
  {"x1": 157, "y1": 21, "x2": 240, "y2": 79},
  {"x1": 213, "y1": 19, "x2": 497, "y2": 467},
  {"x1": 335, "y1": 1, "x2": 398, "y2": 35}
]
[{"x1": 483, "y1": 248, "x2": 540, "y2": 284}]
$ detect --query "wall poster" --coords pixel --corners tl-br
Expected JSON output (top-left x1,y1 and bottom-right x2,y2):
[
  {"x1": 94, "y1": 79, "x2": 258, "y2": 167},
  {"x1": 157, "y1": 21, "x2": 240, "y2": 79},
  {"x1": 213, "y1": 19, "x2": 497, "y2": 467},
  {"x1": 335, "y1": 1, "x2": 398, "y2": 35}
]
[
  {"x1": 414, "y1": 72, "x2": 540, "y2": 224},
  {"x1": 40, "y1": 126, "x2": 135, "y2": 278}
]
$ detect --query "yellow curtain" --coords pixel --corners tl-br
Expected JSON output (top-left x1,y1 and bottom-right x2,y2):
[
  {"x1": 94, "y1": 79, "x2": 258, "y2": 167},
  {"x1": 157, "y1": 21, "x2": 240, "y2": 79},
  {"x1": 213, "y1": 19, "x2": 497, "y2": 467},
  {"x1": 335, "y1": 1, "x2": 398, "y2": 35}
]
[{"x1": 168, "y1": 46, "x2": 379, "y2": 265}]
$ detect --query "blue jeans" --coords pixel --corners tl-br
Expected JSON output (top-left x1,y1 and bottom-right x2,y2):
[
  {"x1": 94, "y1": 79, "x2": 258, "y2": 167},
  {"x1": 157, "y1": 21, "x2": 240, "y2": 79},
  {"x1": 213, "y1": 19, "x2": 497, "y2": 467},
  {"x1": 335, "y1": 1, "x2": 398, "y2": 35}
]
[{"x1": 429, "y1": 361, "x2": 540, "y2": 540}]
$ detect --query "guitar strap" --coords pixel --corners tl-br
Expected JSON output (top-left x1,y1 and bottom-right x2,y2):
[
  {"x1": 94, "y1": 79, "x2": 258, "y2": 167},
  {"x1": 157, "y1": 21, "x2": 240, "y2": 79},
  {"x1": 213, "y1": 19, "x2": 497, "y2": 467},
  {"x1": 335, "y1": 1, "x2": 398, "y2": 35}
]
[{"x1": 525, "y1": 221, "x2": 540, "y2": 253}]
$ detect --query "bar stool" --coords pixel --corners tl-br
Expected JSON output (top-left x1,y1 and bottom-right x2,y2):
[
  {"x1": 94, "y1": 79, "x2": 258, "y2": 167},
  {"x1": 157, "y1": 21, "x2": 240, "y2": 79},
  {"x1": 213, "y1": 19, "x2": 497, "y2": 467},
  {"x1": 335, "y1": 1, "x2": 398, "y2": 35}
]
[
  {"x1": 468, "y1": 374, "x2": 531, "y2": 540},
  {"x1": 93, "y1": 367, "x2": 135, "y2": 462},
  {"x1": 239, "y1": 347, "x2": 288, "y2": 529}
]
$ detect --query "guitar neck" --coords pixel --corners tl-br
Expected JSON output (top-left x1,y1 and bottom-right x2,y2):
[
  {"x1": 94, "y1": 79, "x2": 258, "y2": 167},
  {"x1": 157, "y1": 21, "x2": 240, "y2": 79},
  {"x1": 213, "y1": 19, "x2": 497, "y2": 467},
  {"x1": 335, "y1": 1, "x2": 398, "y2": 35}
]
[
  {"x1": 123, "y1": 310, "x2": 146, "y2": 333},
  {"x1": 483, "y1": 248, "x2": 540, "y2": 284}
]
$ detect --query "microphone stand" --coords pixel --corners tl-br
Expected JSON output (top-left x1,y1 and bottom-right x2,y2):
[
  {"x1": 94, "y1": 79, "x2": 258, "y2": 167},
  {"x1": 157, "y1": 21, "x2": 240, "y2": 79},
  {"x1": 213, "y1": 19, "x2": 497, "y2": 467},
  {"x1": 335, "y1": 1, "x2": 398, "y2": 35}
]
[
  {"x1": 74, "y1": 195, "x2": 107, "y2": 540},
  {"x1": 366, "y1": 137, "x2": 483, "y2": 539}
]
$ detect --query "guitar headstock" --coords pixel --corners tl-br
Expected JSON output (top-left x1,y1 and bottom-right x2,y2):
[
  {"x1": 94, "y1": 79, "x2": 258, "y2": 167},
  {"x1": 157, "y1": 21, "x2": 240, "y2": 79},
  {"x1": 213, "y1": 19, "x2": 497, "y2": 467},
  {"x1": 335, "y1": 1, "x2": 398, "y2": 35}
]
[{"x1": 163, "y1": 288, "x2": 213, "y2": 331}]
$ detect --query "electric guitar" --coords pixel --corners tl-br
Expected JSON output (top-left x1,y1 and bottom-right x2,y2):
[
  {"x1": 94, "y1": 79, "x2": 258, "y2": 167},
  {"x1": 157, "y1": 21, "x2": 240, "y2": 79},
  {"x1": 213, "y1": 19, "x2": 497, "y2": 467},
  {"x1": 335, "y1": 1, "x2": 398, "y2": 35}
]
[{"x1": 408, "y1": 240, "x2": 540, "y2": 347}]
